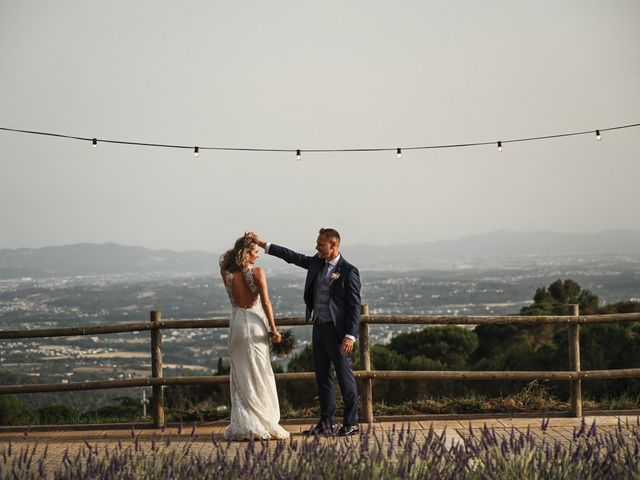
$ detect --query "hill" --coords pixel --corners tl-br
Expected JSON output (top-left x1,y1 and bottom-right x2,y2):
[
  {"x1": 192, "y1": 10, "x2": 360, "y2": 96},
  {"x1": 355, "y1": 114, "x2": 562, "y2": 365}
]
[
  {"x1": 347, "y1": 230, "x2": 640, "y2": 269},
  {"x1": 1, "y1": 230, "x2": 639, "y2": 278},
  {"x1": 0, "y1": 243, "x2": 217, "y2": 278}
]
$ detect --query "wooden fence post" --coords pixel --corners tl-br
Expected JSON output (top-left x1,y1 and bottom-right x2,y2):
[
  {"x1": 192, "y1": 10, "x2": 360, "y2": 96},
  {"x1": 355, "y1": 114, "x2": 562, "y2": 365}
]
[
  {"x1": 150, "y1": 310, "x2": 165, "y2": 428},
  {"x1": 569, "y1": 304, "x2": 582, "y2": 417},
  {"x1": 359, "y1": 304, "x2": 374, "y2": 424}
]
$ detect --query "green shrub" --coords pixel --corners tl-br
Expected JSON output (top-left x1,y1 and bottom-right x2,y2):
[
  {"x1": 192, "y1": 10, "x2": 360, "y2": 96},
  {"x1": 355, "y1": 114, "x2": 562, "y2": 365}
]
[
  {"x1": 0, "y1": 395, "x2": 37, "y2": 426},
  {"x1": 95, "y1": 397, "x2": 140, "y2": 421},
  {"x1": 37, "y1": 404, "x2": 79, "y2": 424}
]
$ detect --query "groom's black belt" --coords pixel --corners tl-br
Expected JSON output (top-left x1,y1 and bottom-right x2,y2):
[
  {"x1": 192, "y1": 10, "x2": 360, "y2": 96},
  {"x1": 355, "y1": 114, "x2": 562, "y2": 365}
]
[{"x1": 312, "y1": 318, "x2": 333, "y2": 325}]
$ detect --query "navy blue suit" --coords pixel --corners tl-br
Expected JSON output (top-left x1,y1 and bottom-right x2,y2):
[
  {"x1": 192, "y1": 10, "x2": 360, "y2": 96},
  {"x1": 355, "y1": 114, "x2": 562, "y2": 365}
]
[{"x1": 268, "y1": 244, "x2": 361, "y2": 426}]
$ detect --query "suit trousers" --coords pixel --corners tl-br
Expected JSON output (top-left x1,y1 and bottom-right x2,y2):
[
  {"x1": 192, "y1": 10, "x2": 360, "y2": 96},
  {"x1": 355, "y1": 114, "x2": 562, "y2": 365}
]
[{"x1": 312, "y1": 321, "x2": 359, "y2": 426}]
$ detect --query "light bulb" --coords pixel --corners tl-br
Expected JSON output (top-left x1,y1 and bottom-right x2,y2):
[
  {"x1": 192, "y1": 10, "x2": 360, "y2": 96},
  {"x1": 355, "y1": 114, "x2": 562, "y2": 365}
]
[
  {"x1": 397, "y1": 148, "x2": 402, "y2": 159},
  {"x1": 194, "y1": 146, "x2": 199, "y2": 157},
  {"x1": 296, "y1": 149, "x2": 301, "y2": 161},
  {"x1": 497, "y1": 141, "x2": 503, "y2": 152},
  {"x1": 92, "y1": 138, "x2": 97, "y2": 147},
  {"x1": 596, "y1": 130, "x2": 601, "y2": 141}
]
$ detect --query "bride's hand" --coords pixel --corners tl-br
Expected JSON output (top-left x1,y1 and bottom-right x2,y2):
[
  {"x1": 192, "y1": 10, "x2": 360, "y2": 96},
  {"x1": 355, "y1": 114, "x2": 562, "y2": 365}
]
[{"x1": 271, "y1": 331, "x2": 282, "y2": 343}]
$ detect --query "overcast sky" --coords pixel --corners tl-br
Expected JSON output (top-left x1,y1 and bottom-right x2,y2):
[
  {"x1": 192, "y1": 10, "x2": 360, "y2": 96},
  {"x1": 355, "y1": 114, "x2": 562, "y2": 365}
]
[{"x1": 1, "y1": 1, "x2": 639, "y2": 253}]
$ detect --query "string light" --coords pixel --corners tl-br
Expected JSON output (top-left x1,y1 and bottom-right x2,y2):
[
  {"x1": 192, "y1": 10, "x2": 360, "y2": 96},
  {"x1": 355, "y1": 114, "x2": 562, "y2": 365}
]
[
  {"x1": 1, "y1": 122, "x2": 639, "y2": 158},
  {"x1": 194, "y1": 146, "x2": 199, "y2": 157},
  {"x1": 396, "y1": 147, "x2": 402, "y2": 159}
]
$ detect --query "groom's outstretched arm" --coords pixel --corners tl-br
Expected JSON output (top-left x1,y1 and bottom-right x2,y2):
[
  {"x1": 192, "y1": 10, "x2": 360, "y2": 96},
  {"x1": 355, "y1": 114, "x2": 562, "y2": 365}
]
[{"x1": 255, "y1": 238, "x2": 312, "y2": 270}]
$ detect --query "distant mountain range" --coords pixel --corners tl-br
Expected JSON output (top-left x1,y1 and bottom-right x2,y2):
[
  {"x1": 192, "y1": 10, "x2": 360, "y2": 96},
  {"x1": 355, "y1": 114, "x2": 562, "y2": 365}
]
[
  {"x1": 0, "y1": 243, "x2": 218, "y2": 278},
  {"x1": 346, "y1": 230, "x2": 640, "y2": 268},
  {"x1": 1, "y1": 230, "x2": 639, "y2": 278}
]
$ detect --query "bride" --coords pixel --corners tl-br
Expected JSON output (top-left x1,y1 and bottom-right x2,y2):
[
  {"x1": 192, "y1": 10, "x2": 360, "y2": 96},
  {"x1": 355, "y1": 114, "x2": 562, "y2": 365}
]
[{"x1": 219, "y1": 232, "x2": 290, "y2": 440}]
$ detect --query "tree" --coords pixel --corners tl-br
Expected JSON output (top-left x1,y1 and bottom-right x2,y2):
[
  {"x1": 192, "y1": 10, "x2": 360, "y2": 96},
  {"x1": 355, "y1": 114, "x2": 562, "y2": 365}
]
[
  {"x1": 548, "y1": 279, "x2": 580, "y2": 304},
  {"x1": 520, "y1": 279, "x2": 600, "y2": 316},
  {"x1": 578, "y1": 289, "x2": 600, "y2": 314},
  {"x1": 599, "y1": 300, "x2": 640, "y2": 314},
  {"x1": 471, "y1": 324, "x2": 530, "y2": 363},
  {"x1": 388, "y1": 326, "x2": 478, "y2": 371},
  {"x1": 370, "y1": 344, "x2": 405, "y2": 371}
]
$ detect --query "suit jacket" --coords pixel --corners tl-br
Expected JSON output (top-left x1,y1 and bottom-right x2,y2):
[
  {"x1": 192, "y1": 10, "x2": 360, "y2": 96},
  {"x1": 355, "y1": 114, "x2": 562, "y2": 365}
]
[{"x1": 268, "y1": 244, "x2": 361, "y2": 339}]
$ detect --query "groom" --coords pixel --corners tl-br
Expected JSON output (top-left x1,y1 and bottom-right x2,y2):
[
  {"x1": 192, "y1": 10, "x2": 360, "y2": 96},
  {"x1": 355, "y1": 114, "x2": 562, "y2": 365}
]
[{"x1": 255, "y1": 228, "x2": 361, "y2": 436}]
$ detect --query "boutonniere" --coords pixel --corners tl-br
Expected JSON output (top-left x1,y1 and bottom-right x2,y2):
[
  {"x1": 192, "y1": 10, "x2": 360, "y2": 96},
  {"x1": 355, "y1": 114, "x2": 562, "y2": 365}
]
[{"x1": 330, "y1": 270, "x2": 341, "y2": 284}]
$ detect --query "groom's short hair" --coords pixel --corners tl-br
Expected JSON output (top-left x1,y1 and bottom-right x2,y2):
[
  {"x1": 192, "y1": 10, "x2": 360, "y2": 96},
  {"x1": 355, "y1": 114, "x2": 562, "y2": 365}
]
[{"x1": 319, "y1": 228, "x2": 341, "y2": 245}]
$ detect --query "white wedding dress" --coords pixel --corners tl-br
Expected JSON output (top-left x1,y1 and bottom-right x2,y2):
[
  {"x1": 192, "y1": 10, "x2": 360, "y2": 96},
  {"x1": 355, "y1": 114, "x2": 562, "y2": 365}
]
[{"x1": 222, "y1": 267, "x2": 290, "y2": 440}]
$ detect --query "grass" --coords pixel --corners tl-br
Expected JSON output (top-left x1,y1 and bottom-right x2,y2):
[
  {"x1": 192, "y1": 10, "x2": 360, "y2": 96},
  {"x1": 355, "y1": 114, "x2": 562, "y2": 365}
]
[{"x1": 594, "y1": 392, "x2": 640, "y2": 411}]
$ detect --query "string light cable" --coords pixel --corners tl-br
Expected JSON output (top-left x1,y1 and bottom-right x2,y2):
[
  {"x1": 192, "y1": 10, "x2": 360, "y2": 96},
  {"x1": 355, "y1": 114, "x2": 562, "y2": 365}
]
[{"x1": 1, "y1": 122, "x2": 639, "y2": 158}]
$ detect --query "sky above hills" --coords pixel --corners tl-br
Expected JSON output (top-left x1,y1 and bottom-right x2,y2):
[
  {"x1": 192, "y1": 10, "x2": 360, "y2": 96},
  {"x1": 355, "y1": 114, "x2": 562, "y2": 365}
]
[{"x1": 1, "y1": 1, "x2": 639, "y2": 253}]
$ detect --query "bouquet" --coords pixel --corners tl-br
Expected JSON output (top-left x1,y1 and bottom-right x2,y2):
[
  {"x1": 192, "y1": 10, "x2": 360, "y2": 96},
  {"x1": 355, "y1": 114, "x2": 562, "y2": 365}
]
[{"x1": 270, "y1": 329, "x2": 295, "y2": 357}]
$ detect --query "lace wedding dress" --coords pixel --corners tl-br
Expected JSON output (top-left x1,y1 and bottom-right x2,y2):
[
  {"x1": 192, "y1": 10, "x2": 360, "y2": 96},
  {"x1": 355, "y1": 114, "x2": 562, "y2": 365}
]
[{"x1": 222, "y1": 267, "x2": 290, "y2": 440}]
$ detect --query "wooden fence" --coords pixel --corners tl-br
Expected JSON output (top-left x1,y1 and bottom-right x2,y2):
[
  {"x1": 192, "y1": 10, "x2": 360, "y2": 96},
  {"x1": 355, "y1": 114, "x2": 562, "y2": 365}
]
[{"x1": 2, "y1": 306, "x2": 640, "y2": 426}]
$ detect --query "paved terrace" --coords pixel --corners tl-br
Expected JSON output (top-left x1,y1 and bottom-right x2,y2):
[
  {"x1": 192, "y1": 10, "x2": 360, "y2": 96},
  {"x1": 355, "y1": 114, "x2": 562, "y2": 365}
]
[{"x1": 1, "y1": 414, "x2": 639, "y2": 477}]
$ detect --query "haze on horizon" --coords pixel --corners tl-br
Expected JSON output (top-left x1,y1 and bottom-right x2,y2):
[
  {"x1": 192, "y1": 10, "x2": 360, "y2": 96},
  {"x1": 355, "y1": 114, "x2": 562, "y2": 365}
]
[{"x1": 1, "y1": 1, "x2": 639, "y2": 254}]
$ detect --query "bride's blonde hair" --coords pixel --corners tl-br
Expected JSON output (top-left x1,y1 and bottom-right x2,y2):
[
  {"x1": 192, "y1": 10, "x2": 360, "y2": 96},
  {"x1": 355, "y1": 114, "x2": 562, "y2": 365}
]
[{"x1": 220, "y1": 233, "x2": 258, "y2": 272}]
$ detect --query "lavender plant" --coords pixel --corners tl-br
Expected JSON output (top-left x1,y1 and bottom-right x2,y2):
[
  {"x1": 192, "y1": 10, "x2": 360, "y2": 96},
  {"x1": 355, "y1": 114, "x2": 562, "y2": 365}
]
[{"x1": 2, "y1": 418, "x2": 640, "y2": 479}]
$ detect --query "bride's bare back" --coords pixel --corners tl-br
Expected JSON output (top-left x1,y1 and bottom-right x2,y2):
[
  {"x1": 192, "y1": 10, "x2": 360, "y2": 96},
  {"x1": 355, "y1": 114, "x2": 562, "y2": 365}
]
[
  {"x1": 219, "y1": 237, "x2": 280, "y2": 343},
  {"x1": 224, "y1": 269, "x2": 259, "y2": 309}
]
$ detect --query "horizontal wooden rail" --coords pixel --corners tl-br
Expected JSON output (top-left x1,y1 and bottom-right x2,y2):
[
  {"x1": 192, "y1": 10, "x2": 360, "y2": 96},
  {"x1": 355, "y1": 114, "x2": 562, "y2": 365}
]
[
  {"x1": 2, "y1": 312, "x2": 640, "y2": 340},
  {"x1": 4, "y1": 367, "x2": 640, "y2": 396},
  {"x1": 363, "y1": 312, "x2": 640, "y2": 325},
  {"x1": 3, "y1": 307, "x2": 640, "y2": 424}
]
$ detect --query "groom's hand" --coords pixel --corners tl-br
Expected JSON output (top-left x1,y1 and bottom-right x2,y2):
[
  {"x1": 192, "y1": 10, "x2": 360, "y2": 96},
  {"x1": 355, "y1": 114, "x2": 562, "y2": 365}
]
[
  {"x1": 255, "y1": 236, "x2": 267, "y2": 249},
  {"x1": 340, "y1": 337, "x2": 354, "y2": 355}
]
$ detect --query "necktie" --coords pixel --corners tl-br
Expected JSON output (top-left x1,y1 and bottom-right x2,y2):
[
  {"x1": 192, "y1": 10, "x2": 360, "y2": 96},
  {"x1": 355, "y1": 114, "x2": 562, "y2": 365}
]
[{"x1": 323, "y1": 261, "x2": 331, "y2": 277}]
